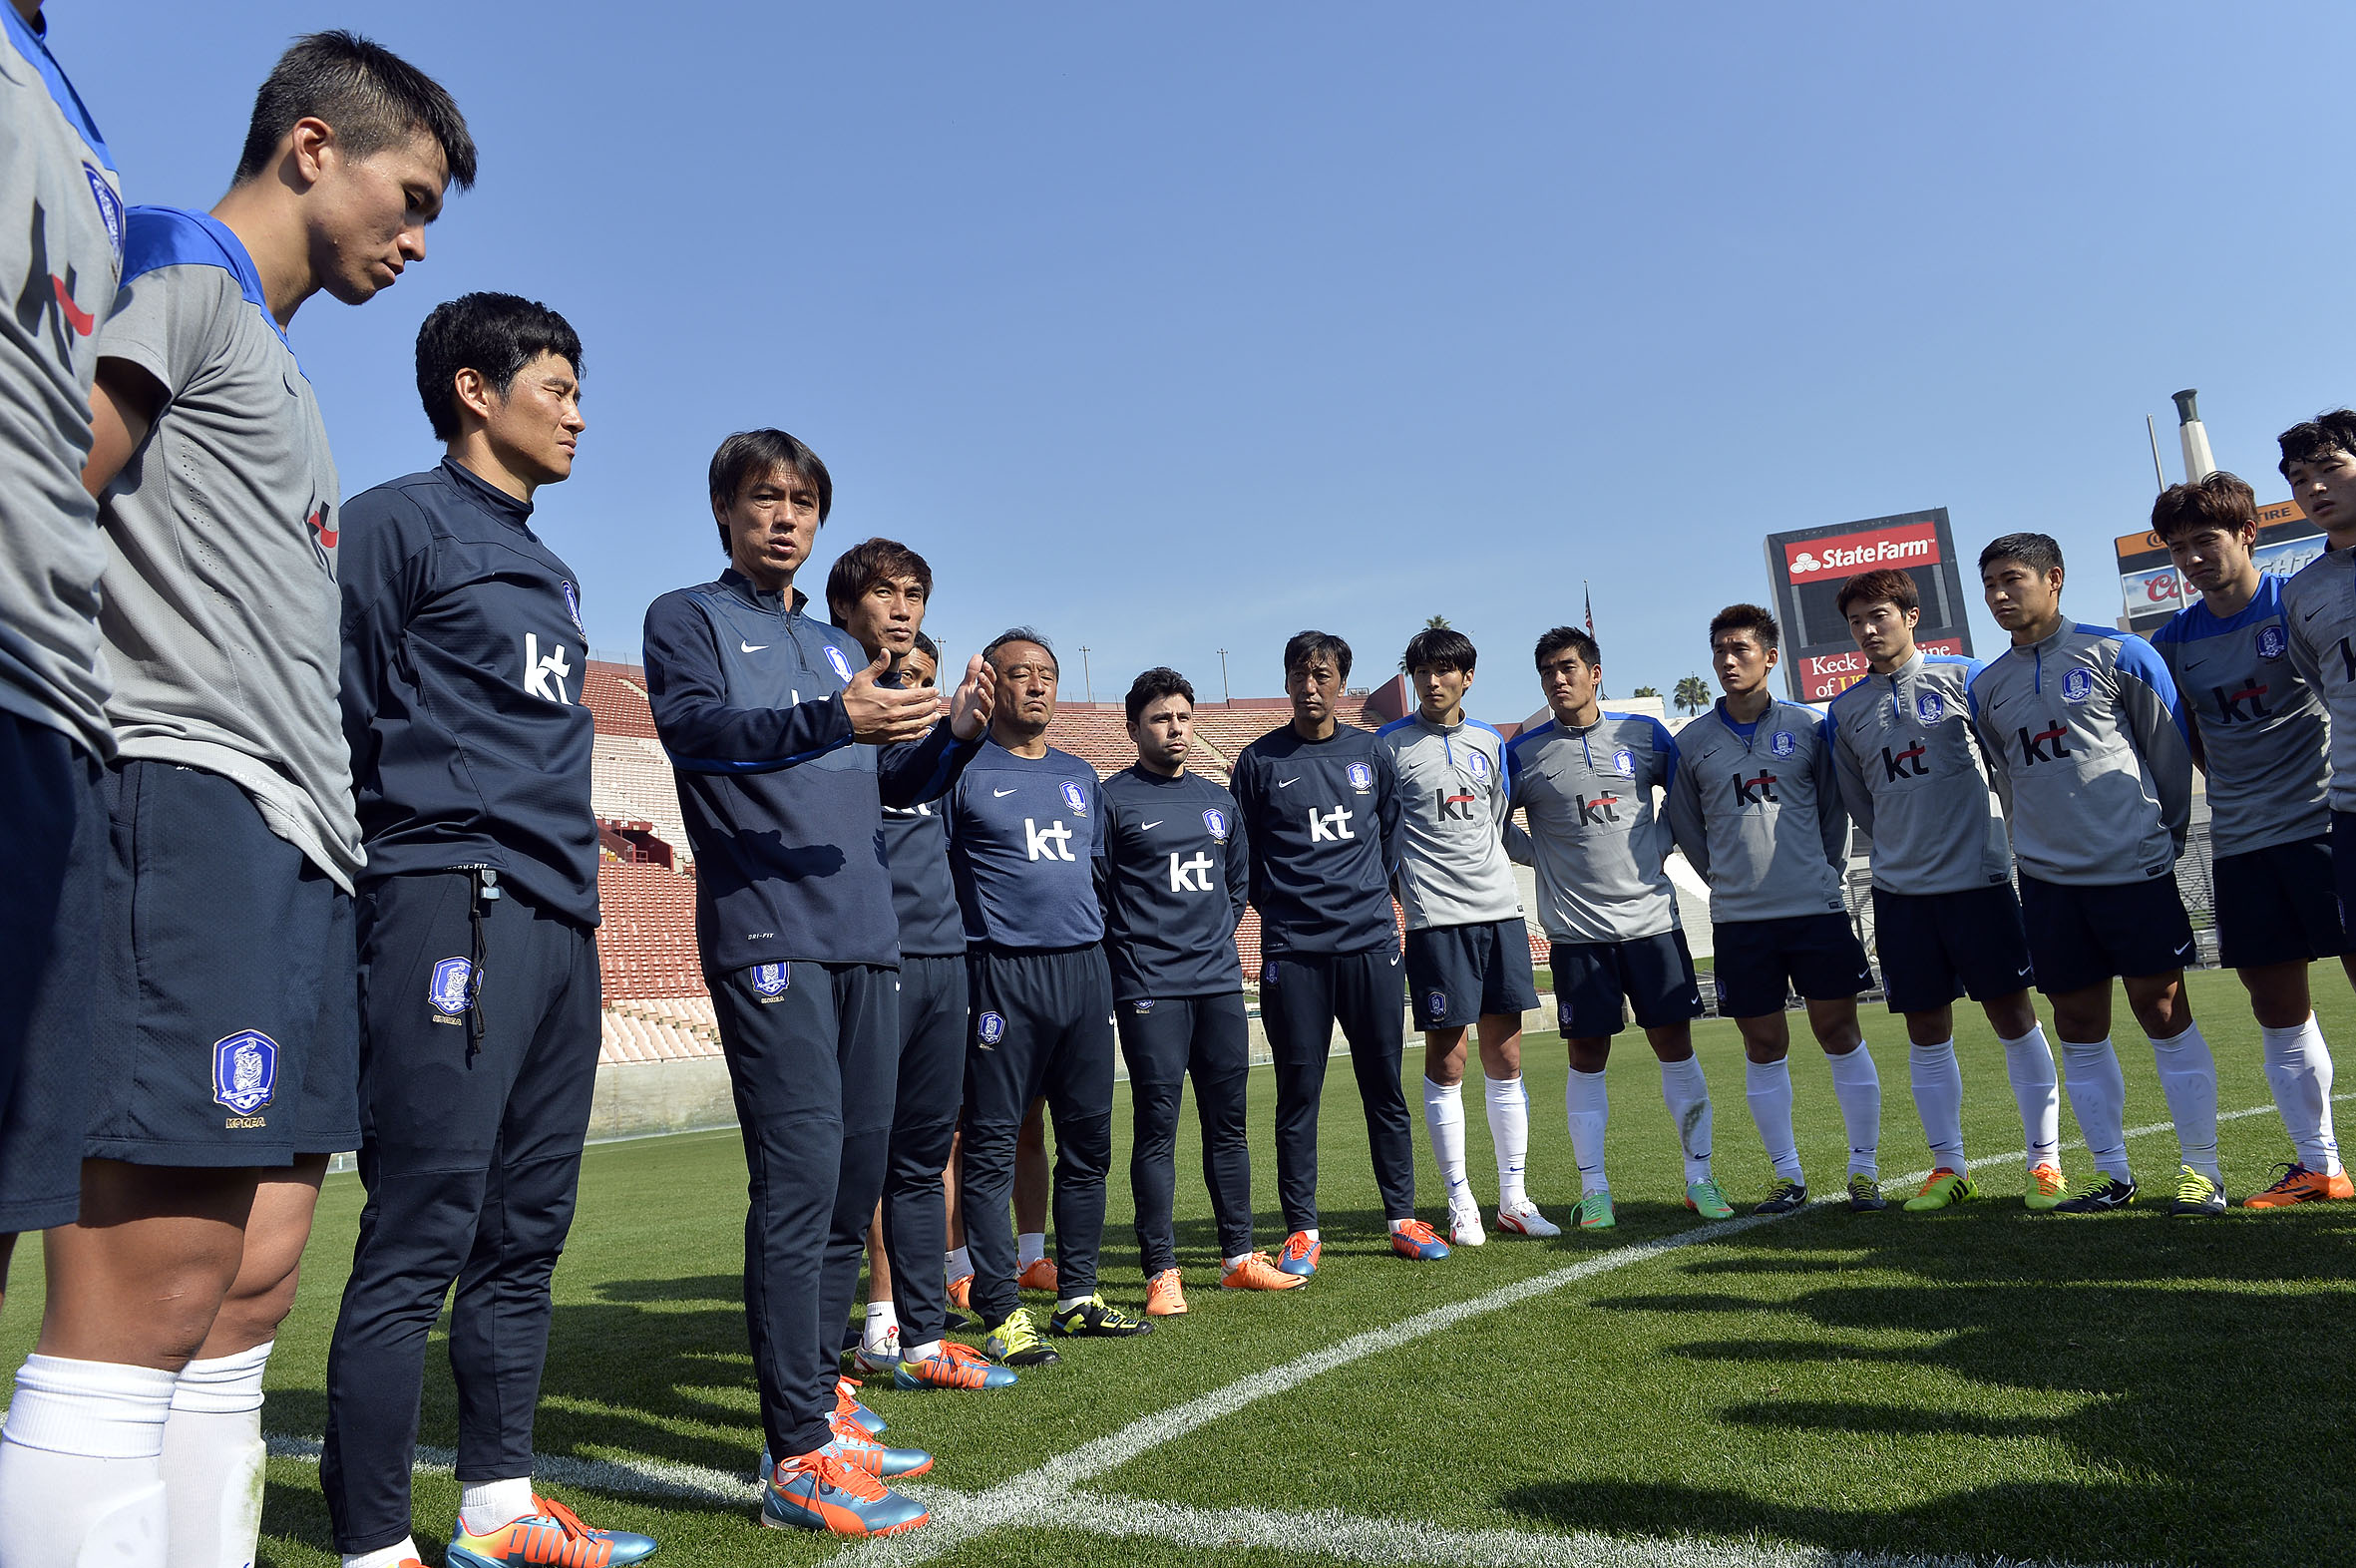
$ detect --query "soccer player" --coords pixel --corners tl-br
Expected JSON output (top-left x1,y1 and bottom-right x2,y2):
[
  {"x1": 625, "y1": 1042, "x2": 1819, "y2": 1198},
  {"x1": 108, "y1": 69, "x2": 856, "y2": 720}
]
[
  {"x1": 0, "y1": 0, "x2": 123, "y2": 1314},
  {"x1": 1101, "y1": 667, "x2": 1300, "y2": 1310},
  {"x1": 824, "y1": 545, "x2": 1016, "y2": 1387},
  {"x1": 1234, "y1": 630, "x2": 1446, "y2": 1273},
  {"x1": 949, "y1": 629, "x2": 1155, "y2": 1362},
  {"x1": 2154, "y1": 473, "x2": 2347, "y2": 1206},
  {"x1": 1826, "y1": 569, "x2": 2063, "y2": 1213},
  {"x1": 1504, "y1": 627, "x2": 1723, "y2": 1231},
  {"x1": 322, "y1": 294, "x2": 655, "y2": 1568},
  {"x1": 0, "y1": 35, "x2": 475, "y2": 1568},
  {"x1": 1665, "y1": 605, "x2": 1884, "y2": 1214},
  {"x1": 643, "y1": 430, "x2": 993, "y2": 1537},
  {"x1": 1969, "y1": 533, "x2": 2215, "y2": 1215},
  {"x1": 1377, "y1": 628, "x2": 1555, "y2": 1246}
]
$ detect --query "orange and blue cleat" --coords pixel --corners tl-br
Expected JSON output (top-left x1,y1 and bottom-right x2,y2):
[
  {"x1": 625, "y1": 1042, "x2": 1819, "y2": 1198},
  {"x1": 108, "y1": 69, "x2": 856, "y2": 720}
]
[
  {"x1": 1389, "y1": 1219, "x2": 1451, "y2": 1261},
  {"x1": 834, "y1": 1376, "x2": 885, "y2": 1435},
  {"x1": 762, "y1": 1450, "x2": 929, "y2": 1537},
  {"x1": 446, "y1": 1494, "x2": 657, "y2": 1567},
  {"x1": 896, "y1": 1339, "x2": 1017, "y2": 1390},
  {"x1": 2243, "y1": 1162, "x2": 2355, "y2": 1208},
  {"x1": 822, "y1": 1423, "x2": 932, "y2": 1479},
  {"x1": 1276, "y1": 1231, "x2": 1321, "y2": 1277}
]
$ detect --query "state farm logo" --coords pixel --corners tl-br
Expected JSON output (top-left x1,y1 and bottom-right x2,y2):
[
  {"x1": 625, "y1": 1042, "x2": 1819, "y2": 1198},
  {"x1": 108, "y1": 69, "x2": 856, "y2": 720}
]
[{"x1": 1783, "y1": 523, "x2": 1940, "y2": 585}]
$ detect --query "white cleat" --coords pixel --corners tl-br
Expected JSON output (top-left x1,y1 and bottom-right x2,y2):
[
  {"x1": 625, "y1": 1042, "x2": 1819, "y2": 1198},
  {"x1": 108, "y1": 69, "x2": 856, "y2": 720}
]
[
  {"x1": 1447, "y1": 1200, "x2": 1487, "y2": 1247},
  {"x1": 1495, "y1": 1199, "x2": 1562, "y2": 1238}
]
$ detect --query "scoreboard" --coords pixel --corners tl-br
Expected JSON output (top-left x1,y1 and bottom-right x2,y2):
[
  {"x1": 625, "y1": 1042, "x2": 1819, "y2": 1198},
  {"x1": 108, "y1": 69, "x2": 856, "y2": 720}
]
[{"x1": 1764, "y1": 509, "x2": 1975, "y2": 702}]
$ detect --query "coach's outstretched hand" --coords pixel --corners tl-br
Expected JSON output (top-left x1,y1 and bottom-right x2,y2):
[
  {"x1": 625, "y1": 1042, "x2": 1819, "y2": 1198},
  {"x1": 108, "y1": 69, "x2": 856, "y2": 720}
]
[
  {"x1": 948, "y1": 653, "x2": 996, "y2": 741},
  {"x1": 845, "y1": 647, "x2": 947, "y2": 745}
]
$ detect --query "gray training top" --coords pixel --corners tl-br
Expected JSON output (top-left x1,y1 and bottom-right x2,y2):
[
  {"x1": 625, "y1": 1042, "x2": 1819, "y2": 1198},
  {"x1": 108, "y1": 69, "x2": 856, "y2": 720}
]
[
  {"x1": 0, "y1": 13, "x2": 124, "y2": 760},
  {"x1": 2152, "y1": 575, "x2": 2329, "y2": 857},
  {"x1": 96, "y1": 207, "x2": 357, "y2": 890},
  {"x1": 1827, "y1": 650, "x2": 2012, "y2": 897},
  {"x1": 1664, "y1": 697, "x2": 1850, "y2": 925},
  {"x1": 2282, "y1": 546, "x2": 2356, "y2": 815},
  {"x1": 1966, "y1": 621, "x2": 2191, "y2": 887},
  {"x1": 1502, "y1": 711, "x2": 1681, "y2": 944},
  {"x1": 1376, "y1": 711, "x2": 1524, "y2": 931}
]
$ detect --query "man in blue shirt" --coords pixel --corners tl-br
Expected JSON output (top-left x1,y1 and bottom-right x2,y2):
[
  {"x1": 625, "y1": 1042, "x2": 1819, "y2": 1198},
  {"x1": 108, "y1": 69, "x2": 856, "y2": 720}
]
[{"x1": 949, "y1": 630, "x2": 1155, "y2": 1364}]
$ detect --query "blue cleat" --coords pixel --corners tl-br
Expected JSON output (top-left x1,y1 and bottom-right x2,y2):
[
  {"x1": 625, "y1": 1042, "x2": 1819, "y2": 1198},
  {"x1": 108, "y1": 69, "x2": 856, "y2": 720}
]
[
  {"x1": 1389, "y1": 1218, "x2": 1451, "y2": 1260},
  {"x1": 446, "y1": 1494, "x2": 657, "y2": 1566},
  {"x1": 835, "y1": 1376, "x2": 885, "y2": 1435},
  {"x1": 1277, "y1": 1230, "x2": 1321, "y2": 1276},
  {"x1": 763, "y1": 1450, "x2": 930, "y2": 1537},
  {"x1": 896, "y1": 1340, "x2": 1017, "y2": 1390}
]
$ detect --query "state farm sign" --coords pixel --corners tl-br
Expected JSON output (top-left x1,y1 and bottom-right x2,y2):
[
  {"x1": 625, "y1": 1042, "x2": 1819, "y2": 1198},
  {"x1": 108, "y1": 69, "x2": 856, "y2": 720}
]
[
  {"x1": 1796, "y1": 638, "x2": 1967, "y2": 701},
  {"x1": 1782, "y1": 523, "x2": 1941, "y2": 585}
]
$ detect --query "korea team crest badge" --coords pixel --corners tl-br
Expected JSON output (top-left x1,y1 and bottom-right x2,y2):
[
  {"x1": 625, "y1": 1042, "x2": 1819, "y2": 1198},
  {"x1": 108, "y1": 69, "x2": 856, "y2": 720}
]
[
  {"x1": 2062, "y1": 668, "x2": 2095, "y2": 703},
  {"x1": 2256, "y1": 623, "x2": 2288, "y2": 661},
  {"x1": 1612, "y1": 747, "x2": 1637, "y2": 778},
  {"x1": 825, "y1": 644, "x2": 855, "y2": 682},
  {"x1": 1915, "y1": 691, "x2": 1945, "y2": 725},
  {"x1": 428, "y1": 957, "x2": 473, "y2": 1023},
  {"x1": 1467, "y1": 750, "x2": 1490, "y2": 778},
  {"x1": 212, "y1": 1030, "x2": 278, "y2": 1117},
  {"x1": 1770, "y1": 730, "x2": 1797, "y2": 758},
  {"x1": 977, "y1": 1010, "x2": 1007, "y2": 1047},
  {"x1": 1060, "y1": 780, "x2": 1089, "y2": 815},
  {"x1": 1203, "y1": 808, "x2": 1229, "y2": 843},
  {"x1": 1346, "y1": 761, "x2": 1374, "y2": 794},
  {"x1": 750, "y1": 963, "x2": 790, "y2": 1000}
]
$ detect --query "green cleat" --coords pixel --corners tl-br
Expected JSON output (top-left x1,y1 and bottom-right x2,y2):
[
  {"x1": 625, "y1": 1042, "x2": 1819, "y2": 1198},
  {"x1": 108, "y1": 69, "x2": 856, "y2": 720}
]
[
  {"x1": 1902, "y1": 1168, "x2": 1978, "y2": 1212},
  {"x1": 1684, "y1": 1178, "x2": 1735, "y2": 1220},
  {"x1": 983, "y1": 1307, "x2": 1061, "y2": 1367},
  {"x1": 1572, "y1": 1190, "x2": 1616, "y2": 1230},
  {"x1": 2169, "y1": 1165, "x2": 2226, "y2": 1217},
  {"x1": 2023, "y1": 1162, "x2": 2068, "y2": 1212},
  {"x1": 1754, "y1": 1179, "x2": 1808, "y2": 1215},
  {"x1": 1846, "y1": 1174, "x2": 1887, "y2": 1211}
]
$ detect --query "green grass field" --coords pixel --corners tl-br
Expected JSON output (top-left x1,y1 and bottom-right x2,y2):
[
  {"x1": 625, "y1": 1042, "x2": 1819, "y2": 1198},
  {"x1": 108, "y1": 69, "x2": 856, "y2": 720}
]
[{"x1": 6, "y1": 967, "x2": 2352, "y2": 1566}]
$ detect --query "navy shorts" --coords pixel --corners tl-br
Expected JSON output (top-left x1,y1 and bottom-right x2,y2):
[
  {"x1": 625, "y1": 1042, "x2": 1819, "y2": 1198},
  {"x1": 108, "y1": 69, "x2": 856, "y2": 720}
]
[
  {"x1": 2018, "y1": 872, "x2": 2195, "y2": 995},
  {"x1": 1405, "y1": 918, "x2": 1541, "y2": 1029},
  {"x1": 0, "y1": 712, "x2": 104, "y2": 1230},
  {"x1": 1550, "y1": 931, "x2": 1703, "y2": 1038},
  {"x1": 2214, "y1": 835, "x2": 2348, "y2": 970},
  {"x1": 1712, "y1": 913, "x2": 1875, "y2": 1019},
  {"x1": 87, "y1": 761, "x2": 361, "y2": 1167},
  {"x1": 2331, "y1": 812, "x2": 2356, "y2": 947},
  {"x1": 1871, "y1": 882, "x2": 2033, "y2": 1013}
]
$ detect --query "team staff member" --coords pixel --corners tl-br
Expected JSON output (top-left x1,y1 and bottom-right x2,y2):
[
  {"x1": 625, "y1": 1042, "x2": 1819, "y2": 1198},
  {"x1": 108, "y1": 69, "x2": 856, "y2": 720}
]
[
  {"x1": 0, "y1": 0, "x2": 123, "y2": 1300},
  {"x1": 949, "y1": 630, "x2": 1155, "y2": 1365},
  {"x1": 644, "y1": 431, "x2": 992, "y2": 1539},
  {"x1": 1826, "y1": 569, "x2": 2064, "y2": 1213},
  {"x1": 2153, "y1": 473, "x2": 2347, "y2": 1206},
  {"x1": 1100, "y1": 668, "x2": 1299, "y2": 1313},
  {"x1": 0, "y1": 36, "x2": 474, "y2": 1568},
  {"x1": 322, "y1": 295, "x2": 654, "y2": 1568},
  {"x1": 1970, "y1": 533, "x2": 2214, "y2": 1215},
  {"x1": 1504, "y1": 627, "x2": 1722, "y2": 1230},
  {"x1": 1664, "y1": 605, "x2": 1884, "y2": 1214},
  {"x1": 1234, "y1": 630, "x2": 1445, "y2": 1273},
  {"x1": 1377, "y1": 628, "x2": 1554, "y2": 1248}
]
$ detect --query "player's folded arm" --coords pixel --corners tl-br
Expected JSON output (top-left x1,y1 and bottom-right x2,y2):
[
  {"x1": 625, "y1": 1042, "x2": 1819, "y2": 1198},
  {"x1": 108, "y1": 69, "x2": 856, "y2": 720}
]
[{"x1": 640, "y1": 593, "x2": 852, "y2": 774}]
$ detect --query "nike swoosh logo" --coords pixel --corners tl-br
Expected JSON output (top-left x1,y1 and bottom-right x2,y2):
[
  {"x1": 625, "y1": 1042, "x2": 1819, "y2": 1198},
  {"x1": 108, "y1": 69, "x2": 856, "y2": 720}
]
[
  {"x1": 2304, "y1": 606, "x2": 2326, "y2": 621},
  {"x1": 992, "y1": 788, "x2": 1017, "y2": 797},
  {"x1": 740, "y1": 641, "x2": 769, "y2": 652},
  {"x1": 1140, "y1": 821, "x2": 1163, "y2": 830},
  {"x1": 2172, "y1": 943, "x2": 2193, "y2": 958},
  {"x1": 2017, "y1": 967, "x2": 2033, "y2": 978},
  {"x1": 1278, "y1": 777, "x2": 1300, "y2": 787}
]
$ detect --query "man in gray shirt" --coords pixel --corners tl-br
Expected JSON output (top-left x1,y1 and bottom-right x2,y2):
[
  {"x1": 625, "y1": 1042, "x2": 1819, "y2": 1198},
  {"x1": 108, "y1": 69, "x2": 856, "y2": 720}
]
[
  {"x1": 2154, "y1": 470, "x2": 2347, "y2": 1209},
  {"x1": 0, "y1": 36, "x2": 476, "y2": 1568},
  {"x1": 1378, "y1": 628, "x2": 1553, "y2": 1248},
  {"x1": 1665, "y1": 605, "x2": 1883, "y2": 1216},
  {"x1": 1503, "y1": 626, "x2": 1723, "y2": 1232}
]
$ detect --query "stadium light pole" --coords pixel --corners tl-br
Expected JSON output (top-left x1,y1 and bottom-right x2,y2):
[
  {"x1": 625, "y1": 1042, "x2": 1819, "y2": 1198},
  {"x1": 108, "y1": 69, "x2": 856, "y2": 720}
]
[
  {"x1": 1218, "y1": 647, "x2": 1230, "y2": 703},
  {"x1": 1080, "y1": 645, "x2": 1093, "y2": 704}
]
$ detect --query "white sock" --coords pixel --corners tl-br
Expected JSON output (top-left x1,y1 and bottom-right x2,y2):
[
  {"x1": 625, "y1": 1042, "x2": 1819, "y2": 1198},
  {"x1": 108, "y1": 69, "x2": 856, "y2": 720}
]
[
  {"x1": 1825, "y1": 1042, "x2": 1881, "y2": 1177},
  {"x1": 1744, "y1": 1057, "x2": 1801, "y2": 1182},
  {"x1": 1660, "y1": 1056, "x2": 1714, "y2": 1184},
  {"x1": 2150, "y1": 1021, "x2": 2221, "y2": 1183},
  {"x1": 459, "y1": 1475, "x2": 536, "y2": 1536},
  {"x1": 862, "y1": 1300, "x2": 899, "y2": 1354},
  {"x1": 1484, "y1": 1074, "x2": 1531, "y2": 1208},
  {"x1": 1422, "y1": 1077, "x2": 1471, "y2": 1208},
  {"x1": 946, "y1": 1246, "x2": 972, "y2": 1280},
  {"x1": 0, "y1": 1353, "x2": 175, "y2": 1568},
  {"x1": 2260, "y1": 1014, "x2": 2341, "y2": 1175},
  {"x1": 902, "y1": 1339, "x2": 943, "y2": 1363},
  {"x1": 2059, "y1": 1036, "x2": 2130, "y2": 1180},
  {"x1": 1300, "y1": 1228, "x2": 1320, "y2": 1243},
  {"x1": 345, "y1": 1542, "x2": 422, "y2": 1568},
  {"x1": 164, "y1": 1340, "x2": 271, "y2": 1568},
  {"x1": 1907, "y1": 1039, "x2": 1966, "y2": 1170},
  {"x1": 1017, "y1": 1233, "x2": 1046, "y2": 1269},
  {"x1": 1566, "y1": 1067, "x2": 1610, "y2": 1193},
  {"x1": 1999, "y1": 1023, "x2": 2062, "y2": 1169},
  {"x1": 1221, "y1": 1252, "x2": 1253, "y2": 1272},
  {"x1": 1052, "y1": 1294, "x2": 1089, "y2": 1313}
]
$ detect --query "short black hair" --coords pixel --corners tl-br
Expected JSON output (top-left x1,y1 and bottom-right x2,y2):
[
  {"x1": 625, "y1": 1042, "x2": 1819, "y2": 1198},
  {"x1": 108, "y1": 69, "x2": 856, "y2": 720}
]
[
  {"x1": 1125, "y1": 667, "x2": 1195, "y2": 726},
  {"x1": 1835, "y1": 570, "x2": 1919, "y2": 617},
  {"x1": 982, "y1": 626, "x2": 1056, "y2": 675},
  {"x1": 824, "y1": 538, "x2": 933, "y2": 627},
  {"x1": 1534, "y1": 626, "x2": 1599, "y2": 668},
  {"x1": 413, "y1": 293, "x2": 581, "y2": 442},
  {"x1": 707, "y1": 429, "x2": 831, "y2": 554},
  {"x1": 2151, "y1": 472, "x2": 2257, "y2": 544},
  {"x1": 912, "y1": 630, "x2": 940, "y2": 664},
  {"x1": 1708, "y1": 603, "x2": 1778, "y2": 651},
  {"x1": 235, "y1": 31, "x2": 476, "y2": 190},
  {"x1": 1283, "y1": 629, "x2": 1352, "y2": 683},
  {"x1": 1400, "y1": 627, "x2": 1476, "y2": 675},
  {"x1": 1979, "y1": 532, "x2": 2063, "y2": 577},
  {"x1": 2277, "y1": 410, "x2": 2356, "y2": 479}
]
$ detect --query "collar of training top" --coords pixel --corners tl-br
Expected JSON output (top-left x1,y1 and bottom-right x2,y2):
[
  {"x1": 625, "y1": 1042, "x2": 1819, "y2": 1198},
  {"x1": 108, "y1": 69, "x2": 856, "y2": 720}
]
[
  {"x1": 439, "y1": 456, "x2": 535, "y2": 524},
  {"x1": 718, "y1": 567, "x2": 807, "y2": 613}
]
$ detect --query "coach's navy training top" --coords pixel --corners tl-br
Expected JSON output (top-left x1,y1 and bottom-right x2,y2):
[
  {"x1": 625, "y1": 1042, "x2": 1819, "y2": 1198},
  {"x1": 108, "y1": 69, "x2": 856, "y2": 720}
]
[
  {"x1": 642, "y1": 570, "x2": 977, "y2": 974},
  {"x1": 1231, "y1": 722, "x2": 1402, "y2": 957},
  {"x1": 340, "y1": 459, "x2": 598, "y2": 927},
  {"x1": 882, "y1": 804, "x2": 963, "y2": 958},
  {"x1": 948, "y1": 740, "x2": 1106, "y2": 950},
  {"x1": 1097, "y1": 764, "x2": 1250, "y2": 1001}
]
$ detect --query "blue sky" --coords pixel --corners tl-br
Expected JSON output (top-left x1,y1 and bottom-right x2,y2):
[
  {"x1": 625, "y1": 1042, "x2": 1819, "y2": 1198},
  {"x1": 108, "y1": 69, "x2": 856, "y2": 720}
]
[{"x1": 66, "y1": 3, "x2": 2352, "y2": 724}]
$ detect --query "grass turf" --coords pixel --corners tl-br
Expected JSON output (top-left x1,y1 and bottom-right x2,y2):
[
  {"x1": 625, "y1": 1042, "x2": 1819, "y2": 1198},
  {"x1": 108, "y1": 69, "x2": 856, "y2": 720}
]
[{"x1": 4, "y1": 966, "x2": 2350, "y2": 1566}]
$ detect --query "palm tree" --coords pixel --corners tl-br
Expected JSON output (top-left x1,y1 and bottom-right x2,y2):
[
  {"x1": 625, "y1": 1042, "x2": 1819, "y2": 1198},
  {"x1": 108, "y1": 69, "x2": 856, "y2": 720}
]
[
  {"x1": 1424, "y1": 613, "x2": 1451, "y2": 628},
  {"x1": 1673, "y1": 674, "x2": 1710, "y2": 715},
  {"x1": 1631, "y1": 684, "x2": 1661, "y2": 698}
]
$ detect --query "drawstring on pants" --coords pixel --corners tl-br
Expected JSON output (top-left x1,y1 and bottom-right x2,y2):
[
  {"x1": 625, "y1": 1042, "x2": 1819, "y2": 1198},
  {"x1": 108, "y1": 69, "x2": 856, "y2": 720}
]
[{"x1": 467, "y1": 868, "x2": 500, "y2": 1063}]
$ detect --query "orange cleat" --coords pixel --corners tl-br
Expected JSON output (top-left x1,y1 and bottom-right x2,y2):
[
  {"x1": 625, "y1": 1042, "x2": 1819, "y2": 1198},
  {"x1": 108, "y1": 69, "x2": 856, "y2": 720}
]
[
  {"x1": 1220, "y1": 1252, "x2": 1306, "y2": 1292},
  {"x1": 1017, "y1": 1256, "x2": 1060, "y2": 1293},
  {"x1": 1389, "y1": 1218, "x2": 1451, "y2": 1260},
  {"x1": 446, "y1": 1493, "x2": 657, "y2": 1566},
  {"x1": 763, "y1": 1450, "x2": 928, "y2": 1536},
  {"x1": 2243, "y1": 1162, "x2": 2355, "y2": 1208},
  {"x1": 1276, "y1": 1231, "x2": 1321, "y2": 1277},
  {"x1": 947, "y1": 1272, "x2": 973, "y2": 1311},
  {"x1": 833, "y1": 1376, "x2": 883, "y2": 1435},
  {"x1": 1144, "y1": 1269, "x2": 1188, "y2": 1316}
]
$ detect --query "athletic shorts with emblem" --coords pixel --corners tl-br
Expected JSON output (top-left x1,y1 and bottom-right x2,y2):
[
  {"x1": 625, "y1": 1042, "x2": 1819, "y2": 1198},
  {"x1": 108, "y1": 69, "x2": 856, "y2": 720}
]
[
  {"x1": 1405, "y1": 918, "x2": 1541, "y2": 1029},
  {"x1": 86, "y1": 761, "x2": 361, "y2": 1166},
  {"x1": 2213, "y1": 834, "x2": 2347, "y2": 970},
  {"x1": 1869, "y1": 882, "x2": 2033, "y2": 1013},
  {"x1": 2017, "y1": 872, "x2": 2195, "y2": 996},
  {"x1": 1550, "y1": 931, "x2": 1703, "y2": 1038},
  {"x1": 1712, "y1": 913, "x2": 1874, "y2": 1019}
]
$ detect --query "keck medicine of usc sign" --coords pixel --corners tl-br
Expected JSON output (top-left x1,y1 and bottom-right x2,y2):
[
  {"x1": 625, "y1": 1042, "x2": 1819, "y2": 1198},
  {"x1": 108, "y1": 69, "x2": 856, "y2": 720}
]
[{"x1": 1764, "y1": 509, "x2": 1974, "y2": 705}]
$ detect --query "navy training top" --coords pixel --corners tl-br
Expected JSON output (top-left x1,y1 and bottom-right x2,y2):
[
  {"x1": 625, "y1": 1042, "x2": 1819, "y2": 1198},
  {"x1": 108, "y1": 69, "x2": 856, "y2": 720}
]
[
  {"x1": 1097, "y1": 764, "x2": 1250, "y2": 1001},
  {"x1": 1231, "y1": 721, "x2": 1402, "y2": 957},
  {"x1": 948, "y1": 739, "x2": 1107, "y2": 950}
]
